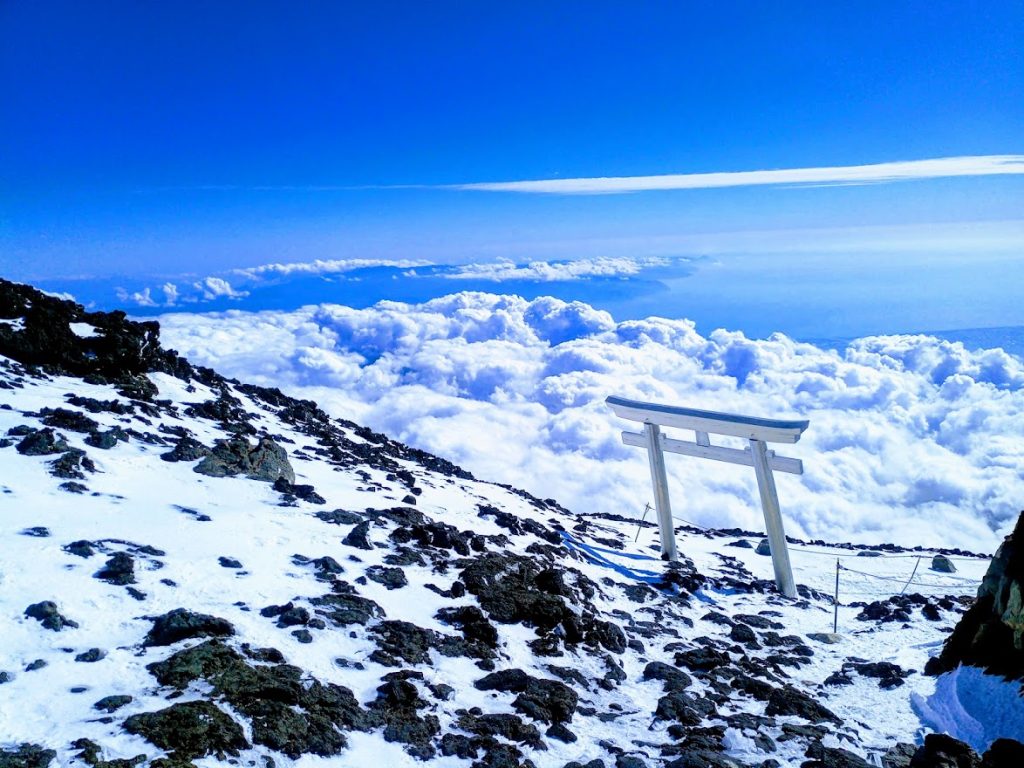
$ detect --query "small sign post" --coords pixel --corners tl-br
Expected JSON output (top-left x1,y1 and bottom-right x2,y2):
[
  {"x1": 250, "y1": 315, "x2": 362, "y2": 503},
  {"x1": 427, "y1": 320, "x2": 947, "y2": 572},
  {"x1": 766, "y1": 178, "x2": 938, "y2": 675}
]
[{"x1": 607, "y1": 395, "x2": 809, "y2": 598}]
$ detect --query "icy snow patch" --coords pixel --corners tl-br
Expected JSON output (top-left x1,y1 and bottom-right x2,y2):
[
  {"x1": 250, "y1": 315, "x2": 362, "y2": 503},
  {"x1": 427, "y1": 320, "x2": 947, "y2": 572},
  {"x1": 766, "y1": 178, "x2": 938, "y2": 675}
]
[
  {"x1": 912, "y1": 665, "x2": 1024, "y2": 752},
  {"x1": 69, "y1": 322, "x2": 101, "y2": 338}
]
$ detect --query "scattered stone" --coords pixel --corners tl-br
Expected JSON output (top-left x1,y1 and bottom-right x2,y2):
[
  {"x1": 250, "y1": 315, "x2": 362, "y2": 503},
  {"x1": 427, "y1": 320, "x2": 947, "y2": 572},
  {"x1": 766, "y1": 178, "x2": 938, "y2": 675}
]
[
  {"x1": 806, "y1": 632, "x2": 842, "y2": 644},
  {"x1": 274, "y1": 477, "x2": 326, "y2": 504},
  {"x1": 931, "y1": 554, "x2": 957, "y2": 573},
  {"x1": 144, "y1": 608, "x2": 235, "y2": 646},
  {"x1": 59, "y1": 481, "x2": 88, "y2": 494},
  {"x1": 49, "y1": 448, "x2": 95, "y2": 479},
  {"x1": 161, "y1": 436, "x2": 211, "y2": 462},
  {"x1": 85, "y1": 427, "x2": 129, "y2": 449},
  {"x1": 316, "y1": 509, "x2": 362, "y2": 525},
  {"x1": 24, "y1": 659, "x2": 46, "y2": 672},
  {"x1": 64, "y1": 539, "x2": 96, "y2": 558},
  {"x1": 755, "y1": 539, "x2": 772, "y2": 556},
  {"x1": 94, "y1": 552, "x2": 135, "y2": 585},
  {"x1": 75, "y1": 648, "x2": 107, "y2": 663},
  {"x1": 93, "y1": 694, "x2": 133, "y2": 713},
  {"x1": 218, "y1": 556, "x2": 243, "y2": 569},
  {"x1": 19, "y1": 526, "x2": 49, "y2": 537},
  {"x1": 342, "y1": 521, "x2": 373, "y2": 550},
  {"x1": 24, "y1": 601, "x2": 78, "y2": 631},
  {"x1": 764, "y1": 685, "x2": 841, "y2": 724},
  {"x1": 366, "y1": 565, "x2": 408, "y2": 589}
]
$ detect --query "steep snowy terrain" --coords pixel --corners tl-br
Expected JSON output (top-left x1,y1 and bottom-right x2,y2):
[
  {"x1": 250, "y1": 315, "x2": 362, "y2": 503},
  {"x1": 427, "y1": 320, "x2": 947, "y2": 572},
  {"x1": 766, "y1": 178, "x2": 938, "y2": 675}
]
[{"x1": 0, "y1": 279, "x2": 1019, "y2": 768}]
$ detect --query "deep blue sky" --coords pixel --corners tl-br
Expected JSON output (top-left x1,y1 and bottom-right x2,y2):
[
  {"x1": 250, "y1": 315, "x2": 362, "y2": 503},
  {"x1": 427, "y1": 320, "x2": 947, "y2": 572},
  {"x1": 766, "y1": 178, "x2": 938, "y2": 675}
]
[{"x1": 2, "y1": 1, "x2": 1023, "y2": 279}]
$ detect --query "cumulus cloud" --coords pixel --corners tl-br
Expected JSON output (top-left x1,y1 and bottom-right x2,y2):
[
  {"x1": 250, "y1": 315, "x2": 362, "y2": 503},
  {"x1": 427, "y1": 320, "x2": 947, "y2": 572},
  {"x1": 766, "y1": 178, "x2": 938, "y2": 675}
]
[
  {"x1": 453, "y1": 155, "x2": 1024, "y2": 195},
  {"x1": 191, "y1": 276, "x2": 248, "y2": 301},
  {"x1": 159, "y1": 293, "x2": 1024, "y2": 552}
]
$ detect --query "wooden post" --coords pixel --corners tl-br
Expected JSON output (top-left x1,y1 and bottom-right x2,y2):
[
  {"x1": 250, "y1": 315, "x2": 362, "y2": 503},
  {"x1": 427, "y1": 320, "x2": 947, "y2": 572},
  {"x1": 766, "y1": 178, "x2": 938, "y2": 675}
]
[
  {"x1": 644, "y1": 423, "x2": 678, "y2": 561},
  {"x1": 750, "y1": 438, "x2": 796, "y2": 597}
]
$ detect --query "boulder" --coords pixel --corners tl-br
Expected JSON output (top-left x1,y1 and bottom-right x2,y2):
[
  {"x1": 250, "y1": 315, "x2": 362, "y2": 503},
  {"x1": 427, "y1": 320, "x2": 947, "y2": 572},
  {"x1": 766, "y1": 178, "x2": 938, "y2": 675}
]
[
  {"x1": 15, "y1": 429, "x2": 68, "y2": 456},
  {"x1": 194, "y1": 436, "x2": 294, "y2": 484},
  {"x1": 932, "y1": 554, "x2": 957, "y2": 573},
  {"x1": 908, "y1": 733, "x2": 980, "y2": 767},
  {"x1": 23, "y1": 601, "x2": 78, "y2": 631},
  {"x1": 144, "y1": 608, "x2": 235, "y2": 646}
]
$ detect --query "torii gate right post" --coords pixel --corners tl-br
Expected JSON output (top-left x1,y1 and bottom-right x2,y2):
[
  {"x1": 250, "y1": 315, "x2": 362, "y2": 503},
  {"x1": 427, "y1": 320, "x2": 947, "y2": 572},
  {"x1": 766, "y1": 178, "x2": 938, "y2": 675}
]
[{"x1": 607, "y1": 395, "x2": 810, "y2": 598}]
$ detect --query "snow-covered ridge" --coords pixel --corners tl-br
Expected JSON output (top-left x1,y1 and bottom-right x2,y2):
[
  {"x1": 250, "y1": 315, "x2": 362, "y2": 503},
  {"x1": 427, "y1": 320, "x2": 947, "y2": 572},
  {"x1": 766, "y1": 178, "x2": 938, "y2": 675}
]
[{"x1": 0, "y1": 278, "x2": 1019, "y2": 768}]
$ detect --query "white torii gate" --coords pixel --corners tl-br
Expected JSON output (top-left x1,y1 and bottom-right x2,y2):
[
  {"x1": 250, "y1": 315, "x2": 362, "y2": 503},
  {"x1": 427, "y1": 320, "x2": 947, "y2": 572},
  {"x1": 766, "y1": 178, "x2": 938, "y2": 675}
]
[{"x1": 607, "y1": 395, "x2": 809, "y2": 598}]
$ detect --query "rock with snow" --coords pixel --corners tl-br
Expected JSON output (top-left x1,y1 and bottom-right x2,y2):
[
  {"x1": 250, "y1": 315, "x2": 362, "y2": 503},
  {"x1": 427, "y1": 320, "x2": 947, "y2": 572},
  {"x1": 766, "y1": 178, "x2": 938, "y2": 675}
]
[{"x1": 927, "y1": 511, "x2": 1024, "y2": 682}]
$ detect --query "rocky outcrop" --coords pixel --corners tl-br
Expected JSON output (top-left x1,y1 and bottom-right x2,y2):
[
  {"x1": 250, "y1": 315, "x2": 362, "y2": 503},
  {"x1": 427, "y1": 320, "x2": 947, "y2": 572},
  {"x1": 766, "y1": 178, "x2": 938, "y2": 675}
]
[
  {"x1": 927, "y1": 511, "x2": 1024, "y2": 682},
  {"x1": 194, "y1": 436, "x2": 295, "y2": 484}
]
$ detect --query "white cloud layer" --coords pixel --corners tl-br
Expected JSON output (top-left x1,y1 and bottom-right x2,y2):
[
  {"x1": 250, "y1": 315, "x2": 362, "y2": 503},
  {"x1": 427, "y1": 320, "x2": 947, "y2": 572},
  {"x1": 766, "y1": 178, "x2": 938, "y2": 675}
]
[
  {"x1": 232, "y1": 257, "x2": 432, "y2": 280},
  {"x1": 454, "y1": 155, "x2": 1024, "y2": 194},
  {"x1": 158, "y1": 293, "x2": 1024, "y2": 552},
  {"x1": 440, "y1": 256, "x2": 671, "y2": 281}
]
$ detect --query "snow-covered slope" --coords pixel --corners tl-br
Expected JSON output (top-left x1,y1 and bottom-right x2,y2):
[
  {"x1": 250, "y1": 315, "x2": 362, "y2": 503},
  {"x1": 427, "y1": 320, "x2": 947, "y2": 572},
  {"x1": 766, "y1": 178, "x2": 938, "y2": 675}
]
[{"x1": 0, "y1": 280, "x2": 1018, "y2": 768}]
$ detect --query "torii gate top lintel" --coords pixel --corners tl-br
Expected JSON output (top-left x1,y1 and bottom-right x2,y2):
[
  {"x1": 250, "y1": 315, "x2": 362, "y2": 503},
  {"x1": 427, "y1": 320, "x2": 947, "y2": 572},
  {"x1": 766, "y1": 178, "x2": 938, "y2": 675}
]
[
  {"x1": 607, "y1": 395, "x2": 809, "y2": 599},
  {"x1": 606, "y1": 395, "x2": 809, "y2": 444}
]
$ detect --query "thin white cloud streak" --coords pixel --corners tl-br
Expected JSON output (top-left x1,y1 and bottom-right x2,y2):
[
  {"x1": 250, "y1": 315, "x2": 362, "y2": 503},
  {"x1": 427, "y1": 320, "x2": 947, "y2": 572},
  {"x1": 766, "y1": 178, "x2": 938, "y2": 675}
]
[{"x1": 453, "y1": 155, "x2": 1024, "y2": 195}]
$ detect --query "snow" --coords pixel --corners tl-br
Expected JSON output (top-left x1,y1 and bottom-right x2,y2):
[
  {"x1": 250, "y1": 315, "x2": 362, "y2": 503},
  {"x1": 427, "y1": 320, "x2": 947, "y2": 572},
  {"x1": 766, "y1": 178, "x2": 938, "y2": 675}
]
[
  {"x1": 0, "y1": 350, "x2": 1016, "y2": 766},
  {"x1": 68, "y1": 322, "x2": 101, "y2": 338},
  {"x1": 912, "y1": 665, "x2": 1024, "y2": 752}
]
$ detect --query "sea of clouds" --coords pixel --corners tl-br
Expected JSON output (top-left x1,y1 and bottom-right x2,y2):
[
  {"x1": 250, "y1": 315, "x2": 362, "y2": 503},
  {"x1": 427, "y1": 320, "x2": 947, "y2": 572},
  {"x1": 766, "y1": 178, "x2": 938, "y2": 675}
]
[{"x1": 158, "y1": 292, "x2": 1024, "y2": 553}]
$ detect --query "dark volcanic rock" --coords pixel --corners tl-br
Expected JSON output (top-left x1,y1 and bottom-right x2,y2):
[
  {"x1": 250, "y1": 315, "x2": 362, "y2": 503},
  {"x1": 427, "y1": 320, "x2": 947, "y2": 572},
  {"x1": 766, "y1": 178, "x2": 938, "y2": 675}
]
[
  {"x1": 24, "y1": 601, "x2": 78, "y2": 631},
  {"x1": 85, "y1": 427, "x2": 129, "y2": 449},
  {"x1": 93, "y1": 694, "x2": 133, "y2": 713},
  {"x1": 368, "y1": 675, "x2": 441, "y2": 759},
  {"x1": 765, "y1": 685, "x2": 841, "y2": 724},
  {"x1": 983, "y1": 739, "x2": 1024, "y2": 767},
  {"x1": 511, "y1": 677, "x2": 579, "y2": 724},
  {"x1": 908, "y1": 733, "x2": 981, "y2": 767},
  {"x1": 144, "y1": 608, "x2": 235, "y2": 646},
  {"x1": 147, "y1": 640, "x2": 371, "y2": 758},
  {"x1": 94, "y1": 552, "x2": 135, "y2": 585},
  {"x1": 342, "y1": 520, "x2": 374, "y2": 550},
  {"x1": 927, "y1": 511, "x2": 1024, "y2": 682},
  {"x1": 124, "y1": 700, "x2": 249, "y2": 760},
  {"x1": 160, "y1": 436, "x2": 211, "y2": 462},
  {"x1": 16, "y1": 428, "x2": 68, "y2": 456},
  {"x1": 0, "y1": 279, "x2": 170, "y2": 378},
  {"x1": 39, "y1": 407, "x2": 98, "y2": 433},
  {"x1": 194, "y1": 436, "x2": 295, "y2": 483},
  {"x1": 0, "y1": 744, "x2": 56, "y2": 768},
  {"x1": 316, "y1": 508, "x2": 363, "y2": 525},
  {"x1": 366, "y1": 565, "x2": 408, "y2": 589},
  {"x1": 75, "y1": 648, "x2": 107, "y2": 663}
]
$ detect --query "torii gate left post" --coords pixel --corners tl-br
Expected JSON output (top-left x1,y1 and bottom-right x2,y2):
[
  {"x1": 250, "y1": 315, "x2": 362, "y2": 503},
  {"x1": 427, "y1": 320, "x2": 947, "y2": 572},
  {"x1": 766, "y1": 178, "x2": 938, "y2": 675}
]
[{"x1": 607, "y1": 395, "x2": 810, "y2": 598}]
